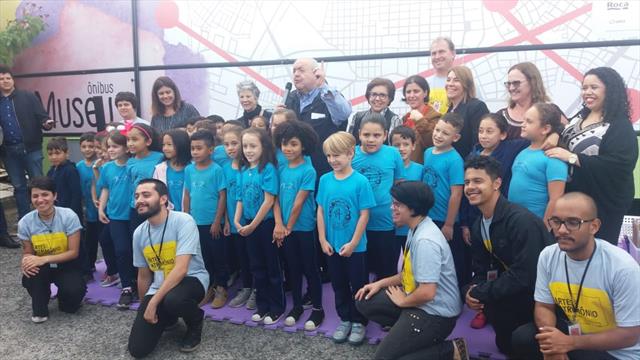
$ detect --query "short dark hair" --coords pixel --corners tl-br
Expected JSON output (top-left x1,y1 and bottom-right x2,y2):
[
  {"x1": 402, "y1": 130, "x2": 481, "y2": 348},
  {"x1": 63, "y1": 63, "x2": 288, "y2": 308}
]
[
  {"x1": 390, "y1": 181, "x2": 434, "y2": 217},
  {"x1": 79, "y1": 132, "x2": 96, "y2": 144},
  {"x1": 114, "y1": 92, "x2": 138, "y2": 110},
  {"x1": 137, "y1": 178, "x2": 168, "y2": 198},
  {"x1": 29, "y1": 176, "x2": 56, "y2": 196},
  {"x1": 360, "y1": 112, "x2": 387, "y2": 132},
  {"x1": 190, "y1": 129, "x2": 215, "y2": 148},
  {"x1": 207, "y1": 114, "x2": 225, "y2": 124},
  {"x1": 402, "y1": 75, "x2": 430, "y2": 103},
  {"x1": 389, "y1": 125, "x2": 416, "y2": 144},
  {"x1": 186, "y1": 116, "x2": 207, "y2": 127},
  {"x1": 223, "y1": 119, "x2": 244, "y2": 128},
  {"x1": 441, "y1": 112, "x2": 464, "y2": 132},
  {"x1": 365, "y1": 77, "x2": 396, "y2": 103},
  {"x1": 0, "y1": 65, "x2": 13, "y2": 77},
  {"x1": 479, "y1": 113, "x2": 508, "y2": 133},
  {"x1": 464, "y1": 155, "x2": 502, "y2": 181},
  {"x1": 273, "y1": 120, "x2": 319, "y2": 156},
  {"x1": 194, "y1": 119, "x2": 217, "y2": 139},
  {"x1": 46, "y1": 137, "x2": 69, "y2": 152}
]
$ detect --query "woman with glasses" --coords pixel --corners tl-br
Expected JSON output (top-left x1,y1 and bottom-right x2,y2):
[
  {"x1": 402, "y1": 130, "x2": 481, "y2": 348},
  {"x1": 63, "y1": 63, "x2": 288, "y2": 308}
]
[
  {"x1": 498, "y1": 62, "x2": 550, "y2": 140},
  {"x1": 545, "y1": 67, "x2": 638, "y2": 244},
  {"x1": 400, "y1": 75, "x2": 441, "y2": 163},
  {"x1": 236, "y1": 80, "x2": 272, "y2": 129},
  {"x1": 446, "y1": 66, "x2": 490, "y2": 158},
  {"x1": 150, "y1": 76, "x2": 201, "y2": 133},
  {"x1": 346, "y1": 78, "x2": 401, "y2": 144}
]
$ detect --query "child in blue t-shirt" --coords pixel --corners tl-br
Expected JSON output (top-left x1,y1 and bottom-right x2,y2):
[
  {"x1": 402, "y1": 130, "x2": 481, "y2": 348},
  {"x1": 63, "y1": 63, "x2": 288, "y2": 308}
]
[
  {"x1": 272, "y1": 120, "x2": 324, "y2": 330},
  {"x1": 352, "y1": 113, "x2": 405, "y2": 280},
  {"x1": 509, "y1": 103, "x2": 567, "y2": 221},
  {"x1": 183, "y1": 130, "x2": 229, "y2": 309},
  {"x1": 422, "y1": 114, "x2": 469, "y2": 286},
  {"x1": 153, "y1": 129, "x2": 191, "y2": 211},
  {"x1": 77, "y1": 133, "x2": 100, "y2": 274},
  {"x1": 390, "y1": 126, "x2": 424, "y2": 249},
  {"x1": 317, "y1": 131, "x2": 376, "y2": 346},
  {"x1": 234, "y1": 128, "x2": 283, "y2": 325}
]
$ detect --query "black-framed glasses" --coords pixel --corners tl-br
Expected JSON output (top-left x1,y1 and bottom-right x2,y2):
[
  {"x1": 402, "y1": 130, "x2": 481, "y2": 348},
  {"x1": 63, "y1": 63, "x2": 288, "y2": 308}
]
[
  {"x1": 547, "y1": 217, "x2": 595, "y2": 231},
  {"x1": 503, "y1": 80, "x2": 524, "y2": 89},
  {"x1": 369, "y1": 92, "x2": 389, "y2": 99}
]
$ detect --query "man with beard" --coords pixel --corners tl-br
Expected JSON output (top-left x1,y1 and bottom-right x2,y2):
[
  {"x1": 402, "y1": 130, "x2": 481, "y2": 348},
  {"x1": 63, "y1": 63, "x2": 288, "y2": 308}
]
[
  {"x1": 512, "y1": 192, "x2": 640, "y2": 360},
  {"x1": 127, "y1": 179, "x2": 209, "y2": 358},
  {"x1": 462, "y1": 156, "x2": 552, "y2": 357}
]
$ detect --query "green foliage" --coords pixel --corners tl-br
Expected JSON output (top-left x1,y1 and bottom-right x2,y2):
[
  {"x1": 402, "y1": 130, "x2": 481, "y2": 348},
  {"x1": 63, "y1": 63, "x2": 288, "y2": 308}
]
[{"x1": 0, "y1": 3, "x2": 48, "y2": 67}]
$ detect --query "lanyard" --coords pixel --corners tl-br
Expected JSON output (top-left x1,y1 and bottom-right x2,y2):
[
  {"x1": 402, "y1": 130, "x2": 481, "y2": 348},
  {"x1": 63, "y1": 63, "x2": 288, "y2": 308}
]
[
  {"x1": 563, "y1": 241, "x2": 597, "y2": 322},
  {"x1": 147, "y1": 211, "x2": 169, "y2": 268},
  {"x1": 38, "y1": 209, "x2": 56, "y2": 233}
]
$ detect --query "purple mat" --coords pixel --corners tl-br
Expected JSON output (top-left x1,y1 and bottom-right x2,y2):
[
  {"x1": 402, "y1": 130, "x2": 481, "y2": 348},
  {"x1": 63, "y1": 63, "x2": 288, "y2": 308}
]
[{"x1": 52, "y1": 260, "x2": 505, "y2": 359}]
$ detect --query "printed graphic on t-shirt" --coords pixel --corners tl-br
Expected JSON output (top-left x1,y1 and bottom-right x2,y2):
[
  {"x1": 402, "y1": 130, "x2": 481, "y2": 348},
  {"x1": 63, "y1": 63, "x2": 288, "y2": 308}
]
[
  {"x1": 328, "y1": 198, "x2": 352, "y2": 229},
  {"x1": 31, "y1": 232, "x2": 68, "y2": 256},
  {"x1": 227, "y1": 178, "x2": 237, "y2": 196},
  {"x1": 354, "y1": 165, "x2": 383, "y2": 190},
  {"x1": 168, "y1": 178, "x2": 184, "y2": 191},
  {"x1": 428, "y1": 88, "x2": 449, "y2": 115},
  {"x1": 549, "y1": 282, "x2": 616, "y2": 334},
  {"x1": 401, "y1": 248, "x2": 416, "y2": 293},
  {"x1": 243, "y1": 182, "x2": 262, "y2": 209},
  {"x1": 143, "y1": 240, "x2": 177, "y2": 277},
  {"x1": 422, "y1": 166, "x2": 438, "y2": 189}
]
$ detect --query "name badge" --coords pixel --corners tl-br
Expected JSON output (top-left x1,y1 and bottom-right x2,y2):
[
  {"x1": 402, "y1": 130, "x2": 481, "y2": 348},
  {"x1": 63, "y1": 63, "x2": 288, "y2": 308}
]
[
  {"x1": 568, "y1": 322, "x2": 582, "y2": 336},
  {"x1": 487, "y1": 269, "x2": 498, "y2": 281},
  {"x1": 311, "y1": 112, "x2": 325, "y2": 120}
]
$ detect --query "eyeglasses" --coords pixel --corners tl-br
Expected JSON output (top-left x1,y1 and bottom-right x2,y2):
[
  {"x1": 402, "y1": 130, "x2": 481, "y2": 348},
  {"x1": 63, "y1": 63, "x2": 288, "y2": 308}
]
[
  {"x1": 390, "y1": 201, "x2": 404, "y2": 209},
  {"x1": 503, "y1": 80, "x2": 525, "y2": 89},
  {"x1": 369, "y1": 92, "x2": 389, "y2": 99},
  {"x1": 547, "y1": 217, "x2": 595, "y2": 231}
]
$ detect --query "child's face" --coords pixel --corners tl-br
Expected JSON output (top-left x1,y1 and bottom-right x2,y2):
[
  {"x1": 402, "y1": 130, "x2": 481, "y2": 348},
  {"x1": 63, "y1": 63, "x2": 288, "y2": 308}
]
[
  {"x1": 107, "y1": 139, "x2": 127, "y2": 160},
  {"x1": 478, "y1": 119, "x2": 506, "y2": 152},
  {"x1": 251, "y1": 117, "x2": 267, "y2": 130},
  {"x1": 47, "y1": 149, "x2": 67, "y2": 166},
  {"x1": 521, "y1": 107, "x2": 549, "y2": 141},
  {"x1": 80, "y1": 140, "x2": 96, "y2": 160},
  {"x1": 223, "y1": 132, "x2": 241, "y2": 159},
  {"x1": 127, "y1": 128, "x2": 151, "y2": 155},
  {"x1": 432, "y1": 120, "x2": 460, "y2": 149},
  {"x1": 359, "y1": 122, "x2": 386, "y2": 153},
  {"x1": 326, "y1": 151, "x2": 353, "y2": 173},
  {"x1": 190, "y1": 140, "x2": 212, "y2": 163},
  {"x1": 391, "y1": 134, "x2": 415, "y2": 162},
  {"x1": 270, "y1": 114, "x2": 287, "y2": 134},
  {"x1": 281, "y1": 137, "x2": 303, "y2": 162},
  {"x1": 162, "y1": 134, "x2": 176, "y2": 160},
  {"x1": 242, "y1": 133, "x2": 263, "y2": 165},
  {"x1": 215, "y1": 122, "x2": 224, "y2": 136},
  {"x1": 116, "y1": 100, "x2": 136, "y2": 120},
  {"x1": 186, "y1": 124, "x2": 196, "y2": 136}
]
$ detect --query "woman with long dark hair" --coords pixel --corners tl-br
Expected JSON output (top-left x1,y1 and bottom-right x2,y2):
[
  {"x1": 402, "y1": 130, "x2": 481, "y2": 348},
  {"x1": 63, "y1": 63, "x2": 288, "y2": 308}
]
[{"x1": 150, "y1": 76, "x2": 200, "y2": 132}]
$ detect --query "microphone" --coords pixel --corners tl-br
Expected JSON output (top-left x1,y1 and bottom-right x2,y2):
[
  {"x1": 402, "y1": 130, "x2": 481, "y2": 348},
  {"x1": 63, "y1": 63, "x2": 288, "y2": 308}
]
[{"x1": 283, "y1": 82, "x2": 292, "y2": 105}]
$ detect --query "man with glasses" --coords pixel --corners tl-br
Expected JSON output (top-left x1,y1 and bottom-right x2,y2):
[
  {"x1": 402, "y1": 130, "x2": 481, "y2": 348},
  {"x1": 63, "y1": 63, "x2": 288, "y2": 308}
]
[
  {"x1": 346, "y1": 77, "x2": 401, "y2": 144},
  {"x1": 512, "y1": 192, "x2": 640, "y2": 360},
  {"x1": 462, "y1": 156, "x2": 552, "y2": 357}
]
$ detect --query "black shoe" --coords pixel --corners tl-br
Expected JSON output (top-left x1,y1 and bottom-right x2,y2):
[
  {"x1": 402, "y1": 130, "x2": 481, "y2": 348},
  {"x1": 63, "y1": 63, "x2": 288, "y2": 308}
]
[
  {"x1": 0, "y1": 235, "x2": 20, "y2": 249},
  {"x1": 180, "y1": 318, "x2": 203, "y2": 353},
  {"x1": 304, "y1": 309, "x2": 325, "y2": 331},
  {"x1": 117, "y1": 288, "x2": 135, "y2": 310},
  {"x1": 301, "y1": 292, "x2": 312, "y2": 309},
  {"x1": 284, "y1": 306, "x2": 304, "y2": 326}
]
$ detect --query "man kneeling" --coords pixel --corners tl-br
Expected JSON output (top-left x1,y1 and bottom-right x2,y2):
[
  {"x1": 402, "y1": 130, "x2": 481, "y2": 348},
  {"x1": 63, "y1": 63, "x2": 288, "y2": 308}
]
[
  {"x1": 128, "y1": 179, "x2": 210, "y2": 358},
  {"x1": 355, "y1": 181, "x2": 468, "y2": 359}
]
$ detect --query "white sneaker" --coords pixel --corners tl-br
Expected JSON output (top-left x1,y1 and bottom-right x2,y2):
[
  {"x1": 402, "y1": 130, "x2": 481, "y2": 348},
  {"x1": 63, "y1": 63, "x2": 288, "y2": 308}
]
[{"x1": 31, "y1": 316, "x2": 48, "y2": 323}]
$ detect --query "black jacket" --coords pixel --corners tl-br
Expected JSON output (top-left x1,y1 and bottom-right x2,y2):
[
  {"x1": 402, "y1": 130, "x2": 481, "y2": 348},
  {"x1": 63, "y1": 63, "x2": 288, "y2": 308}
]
[
  {"x1": 236, "y1": 104, "x2": 272, "y2": 129},
  {"x1": 47, "y1": 160, "x2": 83, "y2": 224},
  {"x1": 2, "y1": 89, "x2": 49, "y2": 152},
  {"x1": 467, "y1": 196, "x2": 553, "y2": 304},
  {"x1": 450, "y1": 98, "x2": 489, "y2": 158}
]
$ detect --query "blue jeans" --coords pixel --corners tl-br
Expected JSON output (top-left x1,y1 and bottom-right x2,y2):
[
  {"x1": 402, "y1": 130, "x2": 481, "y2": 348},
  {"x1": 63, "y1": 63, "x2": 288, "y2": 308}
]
[
  {"x1": 102, "y1": 220, "x2": 135, "y2": 288},
  {"x1": 1, "y1": 143, "x2": 43, "y2": 218}
]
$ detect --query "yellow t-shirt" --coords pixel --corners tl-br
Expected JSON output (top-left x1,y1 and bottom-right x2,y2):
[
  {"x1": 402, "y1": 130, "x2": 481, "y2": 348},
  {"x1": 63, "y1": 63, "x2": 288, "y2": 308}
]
[
  {"x1": 142, "y1": 240, "x2": 177, "y2": 277},
  {"x1": 31, "y1": 232, "x2": 68, "y2": 256}
]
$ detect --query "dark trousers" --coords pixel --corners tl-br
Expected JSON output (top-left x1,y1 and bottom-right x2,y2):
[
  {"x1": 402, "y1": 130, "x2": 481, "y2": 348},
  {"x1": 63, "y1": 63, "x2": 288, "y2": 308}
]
[
  {"x1": 84, "y1": 220, "x2": 101, "y2": 271},
  {"x1": 244, "y1": 218, "x2": 285, "y2": 314},
  {"x1": 127, "y1": 277, "x2": 205, "y2": 359},
  {"x1": 433, "y1": 221, "x2": 471, "y2": 288},
  {"x1": 282, "y1": 231, "x2": 322, "y2": 309},
  {"x1": 484, "y1": 292, "x2": 535, "y2": 356},
  {"x1": 512, "y1": 321, "x2": 617, "y2": 360},
  {"x1": 230, "y1": 233, "x2": 253, "y2": 288},
  {"x1": 102, "y1": 219, "x2": 135, "y2": 288},
  {"x1": 596, "y1": 208, "x2": 625, "y2": 245},
  {"x1": 0, "y1": 201, "x2": 9, "y2": 235},
  {"x1": 98, "y1": 221, "x2": 118, "y2": 276},
  {"x1": 356, "y1": 291, "x2": 456, "y2": 359},
  {"x1": 395, "y1": 234, "x2": 407, "y2": 251},
  {"x1": 327, "y1": 251, "x2": 368, "y2": 324},
  {"x1": 197, "y1": 225, "x2": 230, "y2": 288},
  {"x1": 22, "y1": 265, "x2": 87, "y2": 317},
  {"x1": 366, "y1": 229, "x2": 400, "y2": 280}
]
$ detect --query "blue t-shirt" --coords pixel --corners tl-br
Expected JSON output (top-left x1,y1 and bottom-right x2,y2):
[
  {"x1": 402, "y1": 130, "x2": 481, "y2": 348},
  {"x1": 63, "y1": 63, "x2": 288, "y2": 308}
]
[
  {"x1": 165, "y1": 162, "x2": 185, "y2": 212},
  {"x1": 184, "y1": 162, "x2": 226, "y2": 225},
  {"x1": 278, "y1": 161, "x2": 316, "y2": 232},
  {"x1": 276, "y1": 149, "x2": 287, "y2": 170},
  {"x1": 212, "y1": 145, "x2": 230, "y2": 168},
  {"x1": 127, "y1": 151, "x2": 163, "y2": 207},
  {"x1": 316, "y1": 171, "x2": 376, "y2": 253},
  {"x1": 76, "y1": 160, "x2": 98, "y2": 222},
  {"x1": 396, "y1": 161, "x2": 424, "y2": 236},
  {"x1": 236, "y1": 163, "x2": 279, "y2": 220},
  {"x1": 508, "y1": 147, "x2": 568, "y2": 218},
  {"x1": 97, "y1": 161, "x2": 131, "y2": 220},
  {"x1": 422, "y1": 147, "x2": 464, "y2": 222},
  {"x1": 352, "y1": 145, "x2": 405, "y2": 231},
  {"x1": 223, "y1": 161, "x2": 243, "y2": 234},
  {"x1": 133, "y1": 211, "x2": 209, "y2": 295}
]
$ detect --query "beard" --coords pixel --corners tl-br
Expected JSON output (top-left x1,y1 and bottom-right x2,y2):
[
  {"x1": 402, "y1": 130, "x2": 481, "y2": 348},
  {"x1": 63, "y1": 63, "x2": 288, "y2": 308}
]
[{"x1": 137, "y1": 202, "x2": 162, "y2": 220}]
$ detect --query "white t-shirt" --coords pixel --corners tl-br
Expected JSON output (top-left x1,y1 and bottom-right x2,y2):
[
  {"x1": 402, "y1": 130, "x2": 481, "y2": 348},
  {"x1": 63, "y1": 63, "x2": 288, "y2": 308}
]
[{"x1": 535, "y1": 239, "x2": 640, "y2": 359}]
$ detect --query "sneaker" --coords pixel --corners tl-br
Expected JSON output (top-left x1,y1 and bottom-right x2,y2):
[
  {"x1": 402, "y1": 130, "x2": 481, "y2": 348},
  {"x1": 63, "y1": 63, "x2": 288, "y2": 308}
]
[
  {"x1": 470, "y1": 312, "x2": 487, "y2": 329},
  {"x1": 31, "y1": 316, "x2": 48, "y2": 323},
  {"x1": 226, "y1": 271, "x2": 238, "y2": 288},
  {"x1": 263, "y1": 312, "x2": 283, "y2": 325},
  {"x1": 301, "y1": 292, "x2": 312, "y2": 309},
  {"x1": 199, "y1": 286, "x2": 215, "y2": 307},
  {"x1": 245, "y1": 289, "x2": 257, "y2": 310},
  {"x1": 117, "y1": 287, "x2": 135, "y2": 310},
  {"x1": 332, "y1": 321, "x2": 352, "y2": 343},
  {"x1": 304, "y1": 309, "x2": 325, "y2": 331},
  {"x1": 251, "y1": 310, "x2": 267, "y2": 322},
  {"x1": 348, "y1": 322, "x2": 366, "y2": 346},
  {"x1": 211, "y1": 286, "x2": 228, "y2": 309},
  {"x1": 452, "y1": 337, "x2": 470, "y2": 360},
  {"x1": 0, "y1": 234, "x2": 20, "y2": 248},
  {"x1": 179, "y1": 317, "x2": 203, "y2": 353},
  {"x1": 229, "y1": 288, "x2": 252, "y2": 308},
  {"x1": 99, "y1": 274, "x2": 120, "y2": 288},
  {"x1": 284, "y1": 306, "x2": 304, "y2": 327}
]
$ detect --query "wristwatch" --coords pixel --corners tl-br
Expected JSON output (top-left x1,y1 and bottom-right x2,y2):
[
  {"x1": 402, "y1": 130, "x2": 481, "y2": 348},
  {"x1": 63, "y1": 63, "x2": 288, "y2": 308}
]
[{"x1": 568, "y1": 153, "x2": 578, "y2": 165}]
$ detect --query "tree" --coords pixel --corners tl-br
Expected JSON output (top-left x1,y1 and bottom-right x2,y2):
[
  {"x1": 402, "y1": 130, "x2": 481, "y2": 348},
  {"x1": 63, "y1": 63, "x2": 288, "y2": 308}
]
[{"x1": 0, "y1": 3, "x2": 47, "y2": 67}]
